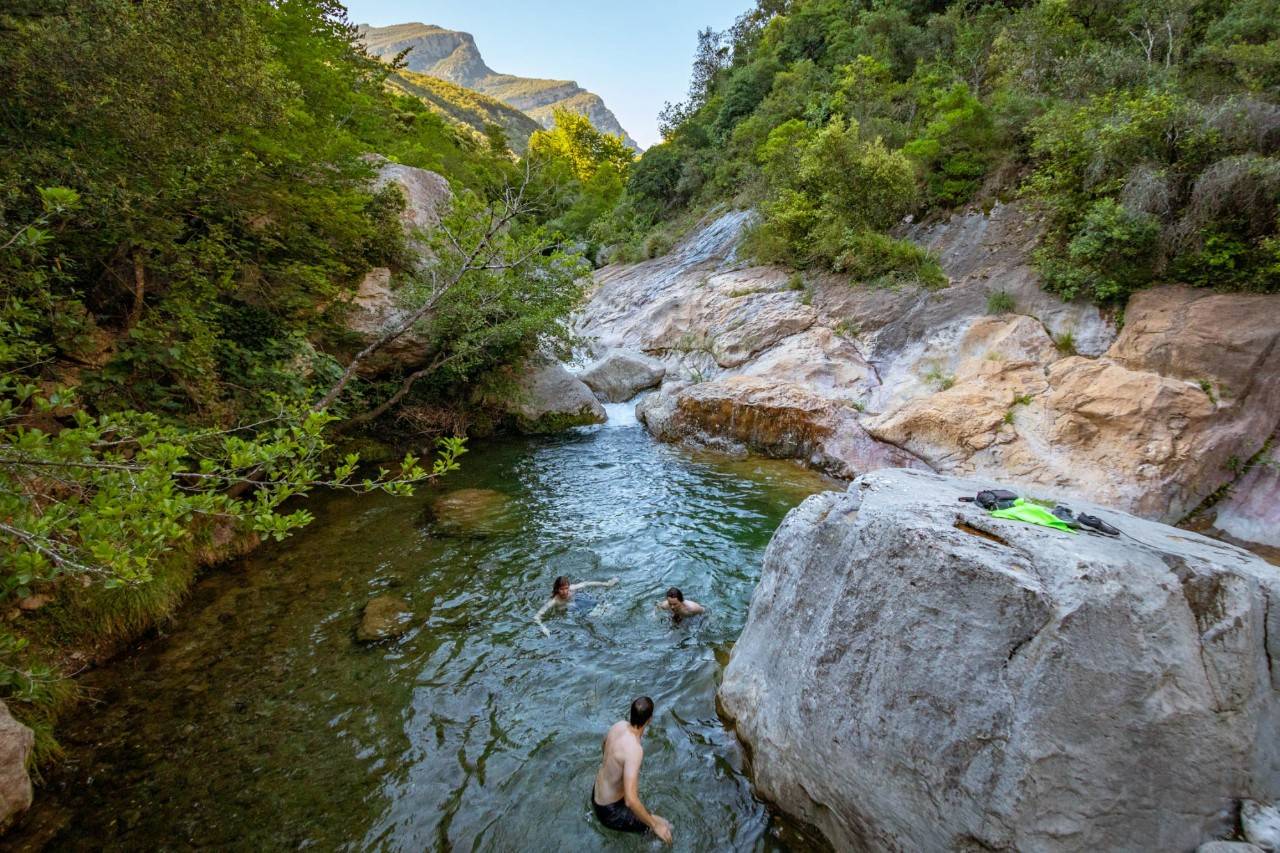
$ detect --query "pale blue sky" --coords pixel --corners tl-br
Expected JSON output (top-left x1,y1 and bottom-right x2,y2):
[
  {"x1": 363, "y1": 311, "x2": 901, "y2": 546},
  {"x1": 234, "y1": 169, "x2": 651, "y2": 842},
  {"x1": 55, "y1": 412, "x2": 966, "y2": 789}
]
[{"x1": 344, "y1": 0, "x2": 749, "y2": 148}]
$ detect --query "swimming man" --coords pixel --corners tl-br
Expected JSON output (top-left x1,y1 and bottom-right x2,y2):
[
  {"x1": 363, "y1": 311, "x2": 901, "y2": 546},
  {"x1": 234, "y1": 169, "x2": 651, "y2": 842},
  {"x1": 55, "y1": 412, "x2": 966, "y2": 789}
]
[
  {"x1": 533, "y1": 574, "x2": 619, "y2": 636},
  {"x1": 656, "y1": 586, "x2": 705, "y2": 618},
  {"x1": 592, "y1": 696, "x2": 673, "y2": 844}
]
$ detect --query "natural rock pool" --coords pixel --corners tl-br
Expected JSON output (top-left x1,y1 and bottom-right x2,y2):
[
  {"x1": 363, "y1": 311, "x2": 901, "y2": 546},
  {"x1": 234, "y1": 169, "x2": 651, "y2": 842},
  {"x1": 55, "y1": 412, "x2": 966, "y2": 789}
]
[{"x1": 13, "y1": 404, "x2": 834, "y2": 851}]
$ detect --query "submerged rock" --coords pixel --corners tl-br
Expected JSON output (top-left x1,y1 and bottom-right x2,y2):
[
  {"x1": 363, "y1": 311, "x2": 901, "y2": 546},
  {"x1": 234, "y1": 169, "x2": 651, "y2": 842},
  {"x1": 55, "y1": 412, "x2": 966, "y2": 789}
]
[
  {"x1": 426, "y1": 488, "x2": 516, "y2": 537},
  {"x1": 577, "y1": 350, "x2": 665, "y2": 403},
  {"x1": 356, "y1": 595, "x2": 413, "y2": 642},
  {"x1": 0, "y1": 700, "x2": 34, "y2": 830},
  {"x1": 720, "y1": 468, "x2": 1280, "y2": 853},
  {"x1": 507, "y1": 361, "x2": 606, "y2": 433}
]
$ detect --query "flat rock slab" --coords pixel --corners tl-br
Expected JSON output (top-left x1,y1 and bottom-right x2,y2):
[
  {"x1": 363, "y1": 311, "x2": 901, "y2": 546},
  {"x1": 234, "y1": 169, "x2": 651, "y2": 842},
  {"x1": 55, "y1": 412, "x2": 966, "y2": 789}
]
[{"x1": 720, "y1": 468, "x2": 1280, "y2": 853}]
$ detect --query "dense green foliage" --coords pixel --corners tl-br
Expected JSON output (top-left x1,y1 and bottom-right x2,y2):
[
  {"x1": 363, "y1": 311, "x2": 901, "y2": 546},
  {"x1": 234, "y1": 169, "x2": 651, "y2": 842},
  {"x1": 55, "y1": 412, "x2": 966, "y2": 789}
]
[
  {"x1": 0, "y1": 0, "x2": 587, "y2": 742},
  {"x1": 608, "y1": 0, "x2": 1280, "y2": 299},
  {"x1": 525, "y1": 109, "x2": 636, "y2": 261}
]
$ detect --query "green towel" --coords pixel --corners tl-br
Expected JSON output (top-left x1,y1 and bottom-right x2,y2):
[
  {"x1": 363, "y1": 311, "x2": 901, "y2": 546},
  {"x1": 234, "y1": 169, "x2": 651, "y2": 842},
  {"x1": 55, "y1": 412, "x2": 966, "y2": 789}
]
[{"x1": 989, "y1": 498, "x2": 1077, "y2": 533}]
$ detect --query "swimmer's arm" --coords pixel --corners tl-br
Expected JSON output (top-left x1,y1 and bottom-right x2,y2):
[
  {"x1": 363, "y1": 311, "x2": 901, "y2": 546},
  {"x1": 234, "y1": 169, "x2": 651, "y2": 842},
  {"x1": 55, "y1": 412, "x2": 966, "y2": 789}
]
[
  {"x1": 571, "y1": 576, "x2": 620, "y2": 591},
  {"x1": 656, "y1": 599, "x2": 671, "y2": 610},
  {"x1": 622, "y1": 748, "x2": 667, "y2": 838},
  {"x1": 533, "y1": 598, "x2": 555, "y2": 637}
]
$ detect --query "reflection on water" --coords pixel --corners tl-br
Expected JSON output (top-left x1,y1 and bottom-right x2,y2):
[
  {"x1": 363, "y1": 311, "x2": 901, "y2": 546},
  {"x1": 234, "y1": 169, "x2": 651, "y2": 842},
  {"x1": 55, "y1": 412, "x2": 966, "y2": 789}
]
[{"x1": 13, "y1": 414, "x2": 837, "y2": 851}]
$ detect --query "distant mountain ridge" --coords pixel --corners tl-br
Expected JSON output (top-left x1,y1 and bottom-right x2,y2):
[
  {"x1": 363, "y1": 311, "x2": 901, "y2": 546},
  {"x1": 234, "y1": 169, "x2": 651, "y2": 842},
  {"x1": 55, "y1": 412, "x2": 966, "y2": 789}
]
[
  {"x1": 359, "y1": 23, "x2": 639, "y2": 150},
  {"x1": 386, "y1": 69, "x2": 542, "y2": 153}
]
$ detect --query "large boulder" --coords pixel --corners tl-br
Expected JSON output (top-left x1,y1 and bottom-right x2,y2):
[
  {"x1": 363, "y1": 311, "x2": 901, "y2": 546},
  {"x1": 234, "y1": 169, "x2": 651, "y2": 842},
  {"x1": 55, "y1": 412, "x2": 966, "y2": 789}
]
[
  {"x1": 0, "y1": 700, "x2": 34, "y2": 830},
  {"x1": 506, "y1": 361, "x2": 605, "y2": 433},
  {"x1": 577, "y1": 350, "x2": 666, "y2": 403},
  {"x1": 343, "y1": 161, "x2": 452, "y2": 377},
  {"x1": 638, "y1": 377, "x2": 923, "y2": 478},
  {"x1": 720, "y1": 468, "x2": 1280, "y2": 853}
]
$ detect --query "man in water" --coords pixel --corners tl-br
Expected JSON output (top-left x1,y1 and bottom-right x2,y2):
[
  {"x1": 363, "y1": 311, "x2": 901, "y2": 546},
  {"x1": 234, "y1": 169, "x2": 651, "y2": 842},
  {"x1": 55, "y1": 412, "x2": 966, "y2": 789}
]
[
  {"x1": 592, "y1": 696, "x2": 673, "y2": 844},
  {"x1": 533, "y1": 574, "x2": 618, "y2": 636},
  {"x1": 656, "y1": 586, "x2": 705, "y2": 618}
]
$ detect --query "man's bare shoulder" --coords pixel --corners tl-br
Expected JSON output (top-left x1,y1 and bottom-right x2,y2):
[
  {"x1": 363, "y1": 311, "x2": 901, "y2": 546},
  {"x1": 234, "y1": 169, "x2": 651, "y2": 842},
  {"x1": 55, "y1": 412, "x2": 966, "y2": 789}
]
[{"x1": 606, "y1": 722, "x2": 643, "y2": 756}]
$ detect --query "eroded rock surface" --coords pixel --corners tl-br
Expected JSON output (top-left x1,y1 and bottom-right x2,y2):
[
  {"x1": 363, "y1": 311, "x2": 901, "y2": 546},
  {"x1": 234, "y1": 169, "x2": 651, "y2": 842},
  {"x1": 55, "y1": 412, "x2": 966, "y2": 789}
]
[
  {"x1": 1211, "y1": 435, "x2": 1280, "y2": 549},
  {"x1": 720, "y1": 468, "x2": 1280, "y2": 853},
  {"x1": 0, "y1": 701, "x2": 33, "y2": 830},
  {"x1": 578, "y1": 203, "x2": 1280, "y2": 543}
]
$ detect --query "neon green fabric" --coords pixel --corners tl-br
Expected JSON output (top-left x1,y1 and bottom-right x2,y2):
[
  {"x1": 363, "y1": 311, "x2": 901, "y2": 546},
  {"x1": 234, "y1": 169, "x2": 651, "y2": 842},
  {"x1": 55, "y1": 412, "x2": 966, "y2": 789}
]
[{"x1": 989, "y1": 498, "x2": 1077, "y2": 533}]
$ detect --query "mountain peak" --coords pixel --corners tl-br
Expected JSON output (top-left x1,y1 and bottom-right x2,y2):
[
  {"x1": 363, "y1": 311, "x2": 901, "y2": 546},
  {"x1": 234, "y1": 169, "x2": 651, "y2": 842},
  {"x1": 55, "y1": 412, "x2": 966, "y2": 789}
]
[{"x1": 359, "y1": 23, "x2": 638, "y2": 150}]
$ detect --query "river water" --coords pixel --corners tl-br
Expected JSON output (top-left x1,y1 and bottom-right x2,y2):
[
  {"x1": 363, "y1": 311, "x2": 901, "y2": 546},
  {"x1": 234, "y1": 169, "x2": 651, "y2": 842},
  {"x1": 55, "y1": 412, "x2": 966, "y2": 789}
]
[{"x1": 13, "y1": 404, "x2": 836, "y2": 852}]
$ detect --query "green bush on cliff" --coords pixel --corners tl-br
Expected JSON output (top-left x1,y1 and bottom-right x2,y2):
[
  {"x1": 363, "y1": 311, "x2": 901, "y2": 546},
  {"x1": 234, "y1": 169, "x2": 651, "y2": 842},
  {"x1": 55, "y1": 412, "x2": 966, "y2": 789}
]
[{"x1": 609, "y1": 0, "x2": 1280, "y2": 300}]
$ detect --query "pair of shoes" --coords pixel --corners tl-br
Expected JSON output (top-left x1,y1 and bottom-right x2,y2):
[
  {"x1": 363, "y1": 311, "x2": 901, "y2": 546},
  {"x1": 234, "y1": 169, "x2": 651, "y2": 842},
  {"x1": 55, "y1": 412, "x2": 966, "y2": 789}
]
[{"x1": 1052, "y1": 505, "x2": 1121, "y2": 536}]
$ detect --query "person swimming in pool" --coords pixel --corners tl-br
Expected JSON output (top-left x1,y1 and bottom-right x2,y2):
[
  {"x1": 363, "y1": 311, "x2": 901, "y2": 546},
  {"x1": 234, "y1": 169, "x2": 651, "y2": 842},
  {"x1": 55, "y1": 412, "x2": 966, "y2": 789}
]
[
  {"x1": 533, "y1": 574, "x2": 619, "y2": 636},
  {"x1": 592, "y1": 696, "x2": 673, "y2": 844},
  {"x1": 656, "y1": 586, "x2": 705, "y2": 618}
]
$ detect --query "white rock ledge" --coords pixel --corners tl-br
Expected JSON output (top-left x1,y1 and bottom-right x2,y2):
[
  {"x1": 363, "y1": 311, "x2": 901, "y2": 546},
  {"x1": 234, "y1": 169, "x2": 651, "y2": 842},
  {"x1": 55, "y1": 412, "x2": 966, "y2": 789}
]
[{"x1": 720, "y1": 468, "x2": 1280, "y2": 853}]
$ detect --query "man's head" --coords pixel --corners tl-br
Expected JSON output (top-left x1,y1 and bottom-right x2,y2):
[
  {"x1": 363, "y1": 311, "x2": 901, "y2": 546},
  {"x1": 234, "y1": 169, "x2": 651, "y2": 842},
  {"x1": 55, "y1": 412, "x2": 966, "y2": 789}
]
[
  {"x1": 629, "y1": 696, "x2": 654, "y2": 729},
  {"x1": 553, "y1": 576, "x2": 570, "y2": 599},
  {"x1": 665, "y1": 587, "x2": 684, "y2": 606}
]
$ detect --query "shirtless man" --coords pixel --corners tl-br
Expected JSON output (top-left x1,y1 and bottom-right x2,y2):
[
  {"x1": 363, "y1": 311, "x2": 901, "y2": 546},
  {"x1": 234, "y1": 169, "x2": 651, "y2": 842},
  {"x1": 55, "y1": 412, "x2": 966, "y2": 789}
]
[
  {"x1": 533, "y1": 574, "x2": 619, "y2": 636},
  {"x1": 592, "y1": 696, "x2": 673, "y2": 844},
  {"x1": 656, "y1": 586, "x2": 705, "y2": 618}
]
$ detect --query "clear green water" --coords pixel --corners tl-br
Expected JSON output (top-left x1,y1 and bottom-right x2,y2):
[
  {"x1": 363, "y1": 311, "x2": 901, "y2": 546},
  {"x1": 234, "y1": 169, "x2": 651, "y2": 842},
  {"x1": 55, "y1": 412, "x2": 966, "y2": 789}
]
[{"x1": 14, "y1": 407, "x2": 836, "y2": 852}]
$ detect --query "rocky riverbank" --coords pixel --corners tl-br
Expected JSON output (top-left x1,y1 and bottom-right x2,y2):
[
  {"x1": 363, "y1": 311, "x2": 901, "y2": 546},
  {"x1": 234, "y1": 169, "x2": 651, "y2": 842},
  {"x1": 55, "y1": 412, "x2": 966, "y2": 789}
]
[{"x1": 575, "y1": 204, "x2": 1280, "y2": 549}]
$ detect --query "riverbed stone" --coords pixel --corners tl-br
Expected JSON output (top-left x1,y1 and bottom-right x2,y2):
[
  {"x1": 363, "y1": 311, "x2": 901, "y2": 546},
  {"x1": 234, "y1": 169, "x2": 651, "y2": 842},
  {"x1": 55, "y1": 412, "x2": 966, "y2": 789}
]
[
  {"x1": 427, "y1": 488, "x2": 515, "y2": 537},
  {"x1": 356, "y1": 595, "x2": 413, "y2": 642},
  {"x1": 719, "y1": 468, "x2": 1280, "y2": 853},
  {"x1": 1244, "y1": 801, "x2": 1280, "y2": 851},
  {"x1": 577, "y1": 350, "x2": 666, "y2": 403},
  {"x1": 507, "y1": 361, "x2": 606, "y2": 433},
  {"x1": 0, "y1": 700, "x2": 34, "y2": 830}
]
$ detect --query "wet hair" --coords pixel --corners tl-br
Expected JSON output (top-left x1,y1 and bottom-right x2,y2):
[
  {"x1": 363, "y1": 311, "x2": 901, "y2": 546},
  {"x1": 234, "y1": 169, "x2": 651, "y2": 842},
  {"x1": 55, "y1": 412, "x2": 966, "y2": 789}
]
[
  {"x1": 553, "y1": 576, "x2": 569, "y2": 595},
  {"x1": 630, "y1": 696, "x2": 654, "y2": 728},
  {"x1": 665, "y1": 587, "x2": 684, "y2": 602}
]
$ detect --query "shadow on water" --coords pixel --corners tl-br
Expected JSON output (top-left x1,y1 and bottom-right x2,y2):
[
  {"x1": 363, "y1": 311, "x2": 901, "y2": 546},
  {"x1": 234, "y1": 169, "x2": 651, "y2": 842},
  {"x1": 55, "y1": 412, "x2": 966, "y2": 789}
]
[{"x1": 11, "y1": 413, "x2": 838, "y2": 852}]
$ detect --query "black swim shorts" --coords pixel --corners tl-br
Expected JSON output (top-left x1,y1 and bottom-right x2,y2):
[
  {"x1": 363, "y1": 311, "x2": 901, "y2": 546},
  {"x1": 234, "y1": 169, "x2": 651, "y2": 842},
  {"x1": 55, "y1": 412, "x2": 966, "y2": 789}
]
[{"x1": 592, "y1": 787, "x2": 648, "y2": 834}]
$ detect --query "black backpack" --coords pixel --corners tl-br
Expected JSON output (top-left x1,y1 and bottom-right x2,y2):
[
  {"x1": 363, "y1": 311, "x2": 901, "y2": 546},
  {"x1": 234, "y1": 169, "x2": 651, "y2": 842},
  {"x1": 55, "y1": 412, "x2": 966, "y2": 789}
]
[{"x1": 962, "y1": 489, "x2": 1019, "y2": 511}]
